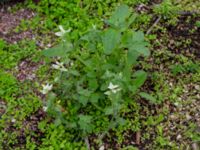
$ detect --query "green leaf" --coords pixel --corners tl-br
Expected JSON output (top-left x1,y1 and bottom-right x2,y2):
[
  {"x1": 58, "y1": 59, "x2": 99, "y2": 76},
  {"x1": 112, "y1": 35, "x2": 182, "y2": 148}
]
[
  {"x1": 88, "y1": 78, "x2": 98, "y2": 91},
  {"x1": 129, "y1": 31, "x2": 150, "y2": 57},
  {"x1": 68, "y1": 70, "x2": 80, "y2": 76},
  {"x1": 123, "y1": 31, "x2": 150, "y2": 57},
  {"x1": 195, "y1": 21, "x2": 200, "y2": 27},
  {"x1": 104, "y1": 106, "x2": 114, "y2": 115},
  {"x1": 139, "y1": 92, "x2": 157, "y2": 103},
  {"x1": 0, "y1": 39, "x2": 5, "y2": 50},
  {"x1": 109, "y1": 4, "x2": 130, "y2": 26},
  {"x1": 127, "y1": 50, "x2": 140, "y2": 65},
  {"x1": 42, "y1": 42, "x2": 72, "y2": 57},
  {"x1": 122, "y1": 146, "x2": 138, "y2": 150},
  {"x1": 122, "y1": 31, "x2": 144, "y2": 44},
  {"x1": 90, "y1": 93, "x2": 100, "y2": 104},
  {"x1": 133, "y1": 70, "x2": 147, "y2": 88},
  {"x1": 79, "y1": 96, "x2": 89, "y2": 106},
  {"x1": 80, "y1": 30, "x2": 101, "y2": 52},
  {"x1": 132, "y1": 31, "x2": 145, "y2": 42},
  {"x1": 102, "y1": 29, "x2": 121, "y2": 54},
  {"x1": 130, "y1": 43, "x2": 150, "y2": 57},
  {"x1": 127, "y1": 14, "x2": 137, "y2": 27},
  {"x1": 47, "y1": 92, "x2": 56, "y2": 110},
  {"x1": 78, "y1": 115, "x2": 93, "y2": 133},
  {"x1": 78, "y1": 89, "x2": 91, "y2": 97}
]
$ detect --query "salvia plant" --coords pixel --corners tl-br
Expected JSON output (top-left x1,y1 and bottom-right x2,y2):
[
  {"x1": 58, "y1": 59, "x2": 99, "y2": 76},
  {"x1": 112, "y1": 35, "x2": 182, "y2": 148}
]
[{"x1": 42, "y1": 5, "x2": 152, "y2": 139}]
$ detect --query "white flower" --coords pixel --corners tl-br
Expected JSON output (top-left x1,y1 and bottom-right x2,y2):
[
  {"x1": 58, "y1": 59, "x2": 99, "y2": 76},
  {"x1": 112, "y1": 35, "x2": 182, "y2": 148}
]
[
  {"x1": 112, "y1": 88, "x2": 121, "y2": 94},
  {"x1": 108, "y1": 82, "x2": 119, "y2": 90},
  {"x1": 104, "y1": 82, "x2": 121, "y2": 95},
  {"x1": 40, "y1": 83, "x2": 53, "y2": 94},
  {"x1": 52, "y1": 61, "x2": 68, "y2": 72},
  {"x1": 52, "y1": 64, "x2": 60, "y2": 70},
  {"x1": 43, "y1": 106, "x2": 48, "y2": 112},
  {"x1": 55, "y1": 25, "x2": 71, "y2": 37},
  {"x1": 11, "y1": 118, "x2": 16, "y2": 123}
]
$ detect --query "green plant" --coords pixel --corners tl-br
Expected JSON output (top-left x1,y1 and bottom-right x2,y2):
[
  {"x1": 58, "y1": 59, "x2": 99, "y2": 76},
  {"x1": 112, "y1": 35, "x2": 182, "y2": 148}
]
[
  {"x1": 185, "y1": 123, "x2": 200, "y2": 143},
  {"x1": 0, "y1": 70, "x2": 19, "y2": 101},
  {"x1": 153, "y1": 0, "x2": 179, "y2": 19},
  {"x1": 0, "y1": 40, "x2": 37, "y2": 70},
  {"x1": 38, "y1": 123, "x2": 87, "y2": 150},
  {"x1": 42, "y1": 5, "x2": 151, "y2": 141},
  {"x1": 195, "y1": 21, "x2": 200, "y2": 28},
  {"x1": 154, "y1": 125, "x2": 176, "y2": 149},
  {"x1": 26, "y1": 0, "x2": 150, "y2": 40},
  {"x1": 170, "y1": 62, "x2": 200, "y2": 75}
]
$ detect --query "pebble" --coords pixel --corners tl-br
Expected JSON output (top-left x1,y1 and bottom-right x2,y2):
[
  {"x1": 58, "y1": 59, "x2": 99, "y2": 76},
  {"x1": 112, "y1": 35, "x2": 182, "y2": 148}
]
[
  {"x1": 186, "y1": 113, "x2": 192, "y2": 120},
  {"x1": 194, "y1": 85, "x2": 200, "y2": 90},
  {"x1": 192, "y1": 143, "x2": 199, "y2": 150},
  {"x1": 176, "y1": 134, "x2": 182, "y2": 140},
  {"x1": 99, "y1": 145, "x2": 105, "y2": 150}
]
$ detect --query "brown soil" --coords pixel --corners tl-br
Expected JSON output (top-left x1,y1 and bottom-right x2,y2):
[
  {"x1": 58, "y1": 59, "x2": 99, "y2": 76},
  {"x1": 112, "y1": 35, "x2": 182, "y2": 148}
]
[
  {"x1": 3, "y1": 109, "x2": 47, "y2": 149},
  {"x1": 16, "y1": 59, "x2": 44, "y2": 82},
  {"x1": 167, "y1": 15, "x2": 200, "y2": 57},
  {"x1": 0, "y1": 6, "x2": 35, "y2": 43}
]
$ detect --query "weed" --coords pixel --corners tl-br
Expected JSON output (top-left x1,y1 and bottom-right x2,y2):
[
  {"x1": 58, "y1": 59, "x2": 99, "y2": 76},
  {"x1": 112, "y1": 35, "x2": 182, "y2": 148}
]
[
  {"x1": 0, "y1": 40, "x2": 38, "y2": 70},
  {"x1": 42, "y1": 5, "x2": 152, "y2": 142},
  {"x1": 170, "y1": 62, "x2": 200, "y2": 75}
]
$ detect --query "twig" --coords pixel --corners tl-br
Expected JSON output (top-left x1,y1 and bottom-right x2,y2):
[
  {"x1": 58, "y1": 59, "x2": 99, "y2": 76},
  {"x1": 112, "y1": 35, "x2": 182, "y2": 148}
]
[
  {"x1": 79, "y1": 0, "x2": 83, "y2": 8},
  {"x1": 146, "y1": 16, "x2": 161, "y2": 35},
  {"x1": 136, "y1": 131, "x2": 141, "y2": 145},
  {"x1": 85, "y1": 137, "x2": 90, "y2": 150}
]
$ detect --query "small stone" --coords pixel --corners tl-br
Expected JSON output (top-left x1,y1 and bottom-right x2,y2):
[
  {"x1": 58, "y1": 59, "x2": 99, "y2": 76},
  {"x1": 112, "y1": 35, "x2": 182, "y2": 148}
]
[
  {"x1": 195, "y1": 85, "x2": 200, "y2": 90},
  {"x1": 47, "y1": 43, "x2": 52, "y2": 48},
  {"x1": 99, "y1": 145, "x2": 105, "y2": 150},
  {"x1": 192, "y1": 143, "x2": 199, "y2": 150},
  {"x1": 186, "y1": 113, "x2": 192, "y2": 120},
  {"x1": 176, "y1": 134, "x2": 182, "y2": 140},
  {"x1": 174, "y1": 102, "x2": 179, "y2": 106},
  {"x1": 170, "y1": 114, "x2": 176, "y2": 120}
]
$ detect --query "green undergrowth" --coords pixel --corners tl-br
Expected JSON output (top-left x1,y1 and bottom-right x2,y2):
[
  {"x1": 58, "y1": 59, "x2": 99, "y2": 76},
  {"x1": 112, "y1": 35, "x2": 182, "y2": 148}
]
[
  {"x1": 0, "y1": 39, "x2": 38, "y2": 70},
  {"x1": 1, "y1": 0, "x2": 200, "y2": 149},
  {"x1": 0, "y1": 70, "x2": 19, "y2": 101}
]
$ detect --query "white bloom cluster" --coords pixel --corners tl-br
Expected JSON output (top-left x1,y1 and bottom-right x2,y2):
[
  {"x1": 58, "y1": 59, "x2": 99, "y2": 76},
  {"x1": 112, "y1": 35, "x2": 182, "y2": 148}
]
[
  {"x1": 104, "y1": 82, "x2": 121, "y2": 95},
  {"x1": 40, "y1": 83, "x2": 53, "y2": 95},
  {"x1": 55, "y1": 25, "x2": 71, "y2": 37},
  {"x1": 52, "y1": 61, "x2": 68, "y2": 72}
]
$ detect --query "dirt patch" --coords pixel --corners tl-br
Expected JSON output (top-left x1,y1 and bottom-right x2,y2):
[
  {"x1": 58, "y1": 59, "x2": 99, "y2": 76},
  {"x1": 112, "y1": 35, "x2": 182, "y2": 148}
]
[
  {"x1": 166, "y1": 15, "x2": 200, "y2": 58},
  {"x1": 16, "y1": 59, "x2": 44, "y2": 82},
  {"x1": 3, "y1": 109, "x2": 46, "y2": 149},
  {"x1": 0, "y1": 7, "x2": 36, "y2": 43}
]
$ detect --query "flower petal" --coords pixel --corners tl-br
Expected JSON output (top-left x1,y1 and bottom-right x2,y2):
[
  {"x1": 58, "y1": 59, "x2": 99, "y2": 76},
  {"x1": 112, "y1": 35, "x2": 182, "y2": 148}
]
[
  {"x1": 59, "y1": 25, "x2": 66, "y2": 33},
  {"x1": 55, "y1": 31, "x2": 63, "y2": 37}
]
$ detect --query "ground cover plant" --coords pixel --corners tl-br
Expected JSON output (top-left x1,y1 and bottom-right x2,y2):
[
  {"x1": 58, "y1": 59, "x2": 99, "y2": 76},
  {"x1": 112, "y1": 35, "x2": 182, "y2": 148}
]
[
  {"x1": 42, "y1": 4, "x2": 151, "y2": 140},
  {"x1": 0, "y1": 0, "x2": 200, "y2": 149}
]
